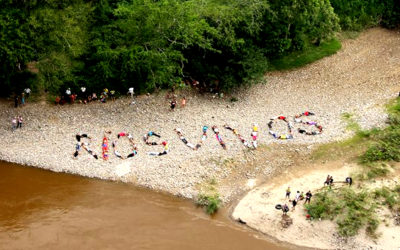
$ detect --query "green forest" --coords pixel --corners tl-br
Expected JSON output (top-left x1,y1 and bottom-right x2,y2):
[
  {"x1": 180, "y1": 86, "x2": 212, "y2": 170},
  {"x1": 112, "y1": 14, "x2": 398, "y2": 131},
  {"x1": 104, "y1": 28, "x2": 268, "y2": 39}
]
[{"x1": 1, "y1": 0, "x2": 399, "y2": 96}]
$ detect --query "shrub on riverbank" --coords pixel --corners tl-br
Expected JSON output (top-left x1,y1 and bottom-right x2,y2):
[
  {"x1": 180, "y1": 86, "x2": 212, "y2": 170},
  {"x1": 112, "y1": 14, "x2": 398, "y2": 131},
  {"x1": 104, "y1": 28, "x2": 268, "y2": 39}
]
[{"x1": 197, "y1": 193, "x2": 222, "y2": 215}]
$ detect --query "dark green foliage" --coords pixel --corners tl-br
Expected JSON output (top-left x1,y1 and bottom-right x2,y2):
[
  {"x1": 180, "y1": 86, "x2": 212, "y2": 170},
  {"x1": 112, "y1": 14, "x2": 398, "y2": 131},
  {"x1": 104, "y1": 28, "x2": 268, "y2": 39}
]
[
  {"x1": 331, "y1": 0, "x2": 400, "y2": 30},
  {"x1": 1, "y1": 0, "x2": 400, "y2": 95},
  {"x1": 0, "y1": 6, "x2": 34, "y2": 95},
  {"x1": 261, "y1": 0, "x2": 339, "y2": 57}
]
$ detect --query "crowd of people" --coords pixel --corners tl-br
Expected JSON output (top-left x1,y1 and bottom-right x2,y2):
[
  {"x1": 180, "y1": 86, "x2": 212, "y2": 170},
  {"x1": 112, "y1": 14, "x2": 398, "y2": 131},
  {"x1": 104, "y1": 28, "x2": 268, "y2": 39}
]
[
  {"x1": 281, "y1": 187, "x2": 313, "y2": 215},
  {"x1": 55, "y1": 87, "x2": 119, "y2": 105},
  {"x1": 53, "y1": 86, "x2": 190, "y2": 112}
]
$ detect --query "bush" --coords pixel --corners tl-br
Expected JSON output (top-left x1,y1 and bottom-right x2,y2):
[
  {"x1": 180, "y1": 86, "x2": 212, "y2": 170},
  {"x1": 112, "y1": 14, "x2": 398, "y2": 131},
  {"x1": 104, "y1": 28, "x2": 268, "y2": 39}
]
[
  {"x1": 330, "y1": 0, "x2": 400, "y2": 30},
  {"x1": 197, "y1": 193, "x2": 222, "y2": 215}
]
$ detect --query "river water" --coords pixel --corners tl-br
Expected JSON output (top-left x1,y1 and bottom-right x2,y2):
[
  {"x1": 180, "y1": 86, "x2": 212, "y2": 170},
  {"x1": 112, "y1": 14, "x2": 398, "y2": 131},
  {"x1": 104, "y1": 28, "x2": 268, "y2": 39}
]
[{"x1": 0, "y1": 161, "x2": 286, "y2": 250}]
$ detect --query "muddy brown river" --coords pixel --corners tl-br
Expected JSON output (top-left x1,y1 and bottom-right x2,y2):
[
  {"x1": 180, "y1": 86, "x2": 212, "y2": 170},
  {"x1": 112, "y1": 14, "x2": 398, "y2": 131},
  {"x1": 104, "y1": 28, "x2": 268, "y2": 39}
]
[{"x1": 0, "y1": 161, "x2": 286, "y2": 250}]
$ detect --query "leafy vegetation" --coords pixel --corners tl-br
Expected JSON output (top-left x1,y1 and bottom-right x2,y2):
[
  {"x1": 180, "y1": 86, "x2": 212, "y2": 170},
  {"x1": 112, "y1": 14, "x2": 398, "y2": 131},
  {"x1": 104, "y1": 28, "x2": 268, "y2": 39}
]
[
  {"x1": 1, "y1": 0, "x2": 400, "y2": 96},
  {"x1": 306, "y1": 188, "x2": 379, "y2": 237},
  {"x1": 197, "y1": 193, "x2": 222, "y2": 215},
  {"x1": 269, "y1": 38, "x2": 341, "y2": 71},
  {"x1": 374, "y1": 186, "x2": 400, "y2": 212},
  {"x1": 331, "y1": 0, "x2": 400, "y2": 30},
  {"x1": 312, "y1": 98, "x2": 400, "y2": 164},
  {"x1": 308, "y1": 97, "x2": 400, "y2": 238},
  {"x1": 360, "y1": 97, "x2": 400, "y2": 163},
  {"x1": 197, "y1": 178, "x2": 222, "y2": 215}
]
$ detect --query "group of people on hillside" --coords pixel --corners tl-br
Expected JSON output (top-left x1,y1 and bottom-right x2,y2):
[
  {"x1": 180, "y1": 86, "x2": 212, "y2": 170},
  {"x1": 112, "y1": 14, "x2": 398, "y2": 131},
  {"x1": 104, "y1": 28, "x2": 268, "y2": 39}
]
[
  {"x1": 53, "y1": 86, "x2": 189, "y2": 112},
  {"x1": 55, "y1": 87, "x2": 118, "y2": 105},
  {"x1": 11, "y1": 116, "x2": 23, "y2": 132}
]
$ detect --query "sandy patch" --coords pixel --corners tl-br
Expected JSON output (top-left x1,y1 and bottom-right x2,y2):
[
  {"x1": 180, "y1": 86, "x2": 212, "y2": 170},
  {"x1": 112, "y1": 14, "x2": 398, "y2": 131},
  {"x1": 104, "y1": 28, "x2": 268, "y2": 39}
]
[{"x1": 232, "y1": 162, "x2": 400, "y2": 249}]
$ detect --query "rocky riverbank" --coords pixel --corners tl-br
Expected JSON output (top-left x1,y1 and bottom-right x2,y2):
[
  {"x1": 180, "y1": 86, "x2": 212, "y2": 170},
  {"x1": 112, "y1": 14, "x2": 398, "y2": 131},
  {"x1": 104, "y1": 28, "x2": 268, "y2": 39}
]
[{"x1": 1, "y1": 28, "x2": 399, "y2": 203}]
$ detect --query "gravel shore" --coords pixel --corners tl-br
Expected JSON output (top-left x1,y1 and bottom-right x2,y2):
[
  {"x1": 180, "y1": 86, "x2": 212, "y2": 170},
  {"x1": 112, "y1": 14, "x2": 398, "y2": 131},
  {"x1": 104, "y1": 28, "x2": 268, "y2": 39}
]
[{"x1": 1, "y1": 28, "x2": 399, "y2": 201}]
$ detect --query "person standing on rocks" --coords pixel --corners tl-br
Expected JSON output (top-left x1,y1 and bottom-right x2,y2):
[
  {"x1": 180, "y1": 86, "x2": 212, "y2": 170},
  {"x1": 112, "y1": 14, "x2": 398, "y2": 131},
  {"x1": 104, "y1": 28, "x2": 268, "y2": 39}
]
[
  {"x1": 21, "y1": 93, "x2": 25, "y2": 106},
  {"x1": 11, "y1": 117, "x2": 17, "y2": 132},
  {"x1": 17, "y1": 116, "x2": 23, "y2": 129},
  {"x1": 14, "y1": 95, "x2": 19, "y2": 108},
  {"x1": 181, "y1": 97, "x2": 186, "y2": 108},
  {"x1": 110, "y1": 90, "x2": 116, "y2": 101},
  {"x1": 128, "y1": 87, "x2": 135, "y2": 105},
  {"x1": 170, "y1": 99, "x2": 176, "y2": 111}
]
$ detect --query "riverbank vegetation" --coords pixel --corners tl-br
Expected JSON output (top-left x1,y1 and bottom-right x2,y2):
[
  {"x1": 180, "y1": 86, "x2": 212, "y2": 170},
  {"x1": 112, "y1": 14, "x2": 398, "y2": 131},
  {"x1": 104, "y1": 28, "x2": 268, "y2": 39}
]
[
  {"x1": 197, "y1": 178, "x2": 222, "y2": 215},
  {"x1": 307, "y1": 97, "x2": 400, "y2": 237},
  {"x1": 1, "y1": 0, "x2": 399, "y2": 97}
]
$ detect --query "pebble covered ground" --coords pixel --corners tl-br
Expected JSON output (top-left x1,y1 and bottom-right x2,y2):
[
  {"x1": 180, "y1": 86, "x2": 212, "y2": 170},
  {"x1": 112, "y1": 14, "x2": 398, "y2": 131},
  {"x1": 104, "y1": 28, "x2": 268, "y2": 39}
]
[{"x1": 0, "y1": 28, "x2": 399, "y2": 200}]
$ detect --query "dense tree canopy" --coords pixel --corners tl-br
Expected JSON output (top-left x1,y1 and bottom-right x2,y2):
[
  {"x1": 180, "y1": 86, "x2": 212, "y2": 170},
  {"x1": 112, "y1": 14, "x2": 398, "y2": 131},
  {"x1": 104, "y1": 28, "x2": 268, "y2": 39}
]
[{"x1": 0, "y1": 0, "x2": 399, "y2": 96}]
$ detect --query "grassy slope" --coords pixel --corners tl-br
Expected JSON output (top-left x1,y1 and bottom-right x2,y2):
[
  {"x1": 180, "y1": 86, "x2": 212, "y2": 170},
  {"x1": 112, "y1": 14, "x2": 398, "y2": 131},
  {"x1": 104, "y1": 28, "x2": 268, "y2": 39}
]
[
  {"x1": 268, "y1": 38, "x2": 342, "y2": 71},
  {"x1": 307, "y1": 97, "x2": 400, "y2": 237}
]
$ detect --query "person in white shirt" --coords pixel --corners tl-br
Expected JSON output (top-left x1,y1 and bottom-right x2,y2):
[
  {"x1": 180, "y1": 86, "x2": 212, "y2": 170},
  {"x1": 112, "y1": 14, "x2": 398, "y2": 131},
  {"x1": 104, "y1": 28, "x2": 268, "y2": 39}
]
[
  {"x1": 295, "y1": 191, "x2": 301, "y2": 201},
  {"x1": 24, "y1": 88, "x2": 31, "y2": 98},
  {"x1": 128, "y1": 87, "x2": 134, "y2": 97},
  {"x1": 128, "y1": 87, "x2": 135, "y2": 104}
]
